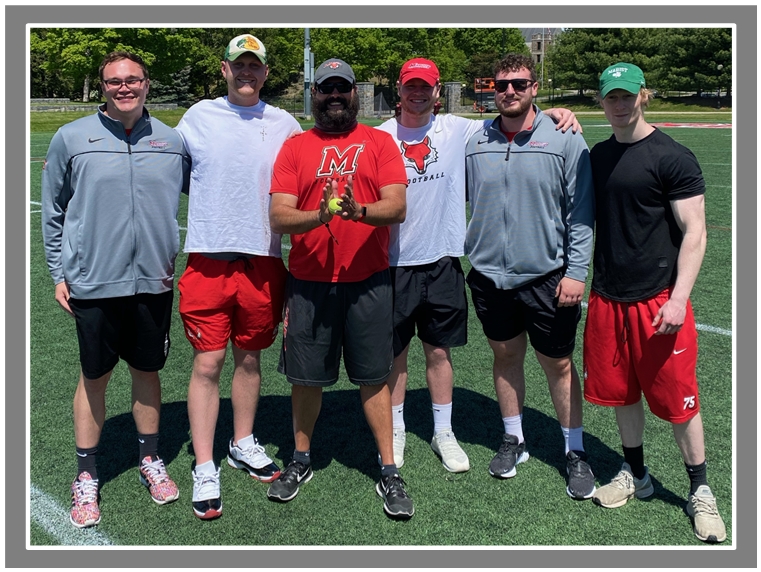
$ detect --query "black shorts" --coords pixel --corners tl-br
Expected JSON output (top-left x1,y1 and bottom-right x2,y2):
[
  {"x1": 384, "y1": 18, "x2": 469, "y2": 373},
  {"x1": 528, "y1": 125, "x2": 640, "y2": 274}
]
[
  {"x1": 69, "y1": 291, "x2": 173, "y2": 380},
  {"x1": 391, "y1": 257, "x2": 468, "y2": 357},
  {"x1": 278, "y1": 270, "x2": 393, "y2": 386},
  {"x1": 467, "y1": 268, "x2": 580, "y2": 359}
]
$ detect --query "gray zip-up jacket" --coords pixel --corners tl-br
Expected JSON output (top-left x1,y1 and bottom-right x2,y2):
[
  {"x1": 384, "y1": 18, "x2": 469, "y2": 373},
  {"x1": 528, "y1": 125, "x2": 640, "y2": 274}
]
[
  {"x1": 464, "y1": 106, "x2": 594, "y2": 290},
  {"x1": 42, "y1": 106, "x2": 190, "y2": 299}
]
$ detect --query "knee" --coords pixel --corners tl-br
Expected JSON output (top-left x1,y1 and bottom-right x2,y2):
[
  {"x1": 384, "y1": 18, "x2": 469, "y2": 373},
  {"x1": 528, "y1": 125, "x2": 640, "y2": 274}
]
[{"x1": 192, "y1": 353, "x2": 225, "y2": 384}]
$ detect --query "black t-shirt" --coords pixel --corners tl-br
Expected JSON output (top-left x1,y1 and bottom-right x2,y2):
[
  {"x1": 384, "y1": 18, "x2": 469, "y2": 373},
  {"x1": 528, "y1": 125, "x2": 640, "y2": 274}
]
[{"x1": 590, "y1": 128, "x2": 705, "y2": 302}]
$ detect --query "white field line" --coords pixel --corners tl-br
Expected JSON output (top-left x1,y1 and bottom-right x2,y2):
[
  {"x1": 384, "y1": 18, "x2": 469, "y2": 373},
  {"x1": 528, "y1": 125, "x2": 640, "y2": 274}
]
[{"x1": 30, "y1": 484, "x2": 114, "y2": 546}]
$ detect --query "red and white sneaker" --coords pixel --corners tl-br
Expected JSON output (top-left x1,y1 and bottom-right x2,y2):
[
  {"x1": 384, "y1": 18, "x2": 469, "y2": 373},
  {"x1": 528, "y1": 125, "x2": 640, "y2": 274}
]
[
  {"x1": 139, "y1": 456, "x2": 180, "y2": 505},
  {"x1": 70, "y1": 472, "x2": 101, "y2": 528}
]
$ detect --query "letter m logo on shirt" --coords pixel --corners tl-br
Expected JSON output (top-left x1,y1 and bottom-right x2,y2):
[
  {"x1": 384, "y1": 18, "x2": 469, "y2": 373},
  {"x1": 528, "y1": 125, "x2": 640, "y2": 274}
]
[{"x1": 316, "y1": 143, "x2": 365, "y2": 177}]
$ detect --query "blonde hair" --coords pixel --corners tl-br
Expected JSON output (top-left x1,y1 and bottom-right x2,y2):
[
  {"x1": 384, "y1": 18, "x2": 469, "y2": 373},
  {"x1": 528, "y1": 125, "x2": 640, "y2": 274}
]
[{"x1": 595, "y1": 87, "x2": 654, "y2": 107}]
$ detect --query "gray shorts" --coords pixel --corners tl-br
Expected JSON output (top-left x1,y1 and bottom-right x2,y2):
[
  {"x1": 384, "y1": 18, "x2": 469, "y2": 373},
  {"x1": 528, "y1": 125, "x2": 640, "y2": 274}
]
[{"x1": 277, "y1": 270, "x2": 393, "y2": 386}]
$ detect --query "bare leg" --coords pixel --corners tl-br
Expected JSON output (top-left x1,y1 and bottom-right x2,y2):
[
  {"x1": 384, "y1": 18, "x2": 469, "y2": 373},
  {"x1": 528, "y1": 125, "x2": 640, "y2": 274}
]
[
  {"x1": 187, "y1": 348, "x2": 226, "y2": 465},
  {"x1": 614, "y1": 401, "x2": 646, "y2": 448},
  {"x1": 291, "y1": 385, "x2": 323, "y2": 453},
  {"x1": 673, "y1": 412, "x2": 706, "y2": 466},
  {"x1": 129, "y1": 366, "x2": 161, "y2": 435},
  {"x1": 360, "y1": 382, "x2": 395, "y2": 465},
  {"x1": 489, "y1": 334, "x2": 528, "y2": 418},
  {"x1": 230, "y1": 346, "x2": 263, "y2": 444},
  {"x1": 73, "y1": 370, "x2": 112, "y2": 449},
  {"x1": 534, "y1": 352, "x2": 583, "y2": 429},
  {"x1": 387, "y1": 345, "x2": 410, "y2": 407},
  {"x1": 422, "y1": 342, "x2": 454, "y2": 405}
]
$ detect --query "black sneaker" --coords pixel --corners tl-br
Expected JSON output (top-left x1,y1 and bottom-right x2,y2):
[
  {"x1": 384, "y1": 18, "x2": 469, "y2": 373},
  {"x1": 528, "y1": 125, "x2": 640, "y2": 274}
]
[
  {"x1": 489, "y1": 434, "x2": 529, "y2": 478},
  {"x1": 376, "y1": 473, "x2": 414, "y2": 519},
  {"x1": 266, "y1": 460, "x2": 313, "y2": 502},
  {"x1": 566, "y1": 450, "x2": 596, "y2": 500}
]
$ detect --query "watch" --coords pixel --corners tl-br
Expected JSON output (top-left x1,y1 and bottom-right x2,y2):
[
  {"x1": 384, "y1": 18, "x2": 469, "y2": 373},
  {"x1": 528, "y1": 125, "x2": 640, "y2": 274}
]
[{"x1": 357, "y1": 205, "x2": 367, "y2": 221}]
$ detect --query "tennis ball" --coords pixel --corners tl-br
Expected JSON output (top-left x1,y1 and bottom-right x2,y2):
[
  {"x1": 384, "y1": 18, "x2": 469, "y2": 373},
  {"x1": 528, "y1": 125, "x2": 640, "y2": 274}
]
[{"x1": 328, "y1": 197, "x2": 342, "y2": 214}]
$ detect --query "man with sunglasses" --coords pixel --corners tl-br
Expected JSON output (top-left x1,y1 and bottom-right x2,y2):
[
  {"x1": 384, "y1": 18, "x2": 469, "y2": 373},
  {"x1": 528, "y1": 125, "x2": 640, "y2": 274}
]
[
  {"x1": 174, "y1": 35, "x2": 302, "y2": 520},
  {"x1": 464, "y1": 53, "x2": 596, "y2": 500},
  {"x1": 268, "y1": 58, "x2": 413, "y2": 519},
  {"x1": 376, "y1": 58, "x2": 580, "y2": 475},
  {"x1": 42, "y1": 51, "x2": 190, "y2": 528}
]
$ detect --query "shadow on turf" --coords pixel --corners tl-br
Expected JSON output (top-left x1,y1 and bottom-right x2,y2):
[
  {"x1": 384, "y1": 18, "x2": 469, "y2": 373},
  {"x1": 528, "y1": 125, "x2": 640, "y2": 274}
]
[{"x1": 94, "y1": 387, "x2": 685, "y2": 509}]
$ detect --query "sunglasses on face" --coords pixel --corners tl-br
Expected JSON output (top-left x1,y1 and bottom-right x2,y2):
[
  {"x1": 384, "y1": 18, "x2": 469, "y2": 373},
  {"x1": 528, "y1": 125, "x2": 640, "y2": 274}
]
[
  {"x1": 494, "y1": 79, "x2": 535, "y2": 93},
  {"x1": 316, "y1": 82, "x2": 354, "y2": 94}
]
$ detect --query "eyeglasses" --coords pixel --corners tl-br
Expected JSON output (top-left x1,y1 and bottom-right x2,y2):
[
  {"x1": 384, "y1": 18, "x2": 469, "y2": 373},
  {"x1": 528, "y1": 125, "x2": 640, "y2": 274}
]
[
  {"x1": 494, "y1": 79, "x2": 535, "y2": 93},
  {"x1": 316, "y1": 82, "x2": 354, "y2": 94},
  {"x1": 102, "y1": 78, "x2": 146, "y2": 89}
]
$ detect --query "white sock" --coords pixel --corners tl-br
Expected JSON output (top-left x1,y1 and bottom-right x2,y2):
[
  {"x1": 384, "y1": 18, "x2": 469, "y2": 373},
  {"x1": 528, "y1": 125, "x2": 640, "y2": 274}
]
[
  {"x1": 561, "y1": 426, "x2": 585, "y2": 454},
  {"x1": 503, "y1": 414, "x2": 524, "y2": 444},
  {"x1": 432, "y1": 402, "x2": 453, "y2": 434},
  {"x1": 234, "y1": 433, "x2": 255, "y2": 449},
  {"x1": 195, "y1": 460, "x2": 216, "y2": 475},
  {"x1": 392, "y1": 403, "x2": 405, "y2": 430}
]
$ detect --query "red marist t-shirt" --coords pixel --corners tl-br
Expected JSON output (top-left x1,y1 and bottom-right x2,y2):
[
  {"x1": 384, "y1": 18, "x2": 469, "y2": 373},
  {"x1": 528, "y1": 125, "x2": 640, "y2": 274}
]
[{"x1": 271, "y1": 123, "x2": 407, "y2": 283}]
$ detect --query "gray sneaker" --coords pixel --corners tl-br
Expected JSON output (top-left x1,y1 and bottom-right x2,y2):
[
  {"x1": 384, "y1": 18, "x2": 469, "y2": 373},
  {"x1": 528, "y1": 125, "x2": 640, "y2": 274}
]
[
  {"x1": 266, "y1": 460, "x2": 313, "y2": 502},
  {"x1": 376, "y1": 473, "x2": 414, "y2": 519},
  {"x1": 431, "y1": 430, "x2": 470, "y2": 473},
  {"x1": 566, "y1": 450, "x2": 596, "y2": 500},
  {"x1": 489, "y1": 434, "x2": 529, "y2": 478},
  {"x1": 686, "y1": 485, "x2": 727, "y2": 543},
  {"x1": 592, "y1": 462, "x2": 654, "y2": 508}
]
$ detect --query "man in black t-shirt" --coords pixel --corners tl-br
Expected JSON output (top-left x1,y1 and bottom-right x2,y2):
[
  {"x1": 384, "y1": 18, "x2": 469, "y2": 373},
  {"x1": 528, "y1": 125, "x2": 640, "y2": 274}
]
[{"x1": 582, "y1": 62, "x2": 726, "y2": 544}]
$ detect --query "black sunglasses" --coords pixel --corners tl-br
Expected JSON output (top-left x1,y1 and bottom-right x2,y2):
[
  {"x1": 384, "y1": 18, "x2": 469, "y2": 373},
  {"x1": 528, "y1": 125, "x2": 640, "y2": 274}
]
[
  {"x1": 494, "y1": 79, "x2": 535, "y2": 93},
  {"x1": 316, "y1": 82, "x2": 354, "y2": 94}
]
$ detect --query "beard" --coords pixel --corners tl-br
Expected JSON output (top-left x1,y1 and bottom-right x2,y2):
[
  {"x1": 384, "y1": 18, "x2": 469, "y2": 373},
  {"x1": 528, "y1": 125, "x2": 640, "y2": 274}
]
[
  {"x1": 313, "y1": 93, "x2": 359, "y2": 132},
  {"x1": 498, "y1": 95, "x2": 533, "y2": 118}
]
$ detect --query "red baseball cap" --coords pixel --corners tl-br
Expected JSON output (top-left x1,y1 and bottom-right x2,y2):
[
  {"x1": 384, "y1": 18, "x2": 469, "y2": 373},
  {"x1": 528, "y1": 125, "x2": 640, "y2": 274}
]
[{"x1": 399, "y1": 58, "x2": 440, "y2": 86}]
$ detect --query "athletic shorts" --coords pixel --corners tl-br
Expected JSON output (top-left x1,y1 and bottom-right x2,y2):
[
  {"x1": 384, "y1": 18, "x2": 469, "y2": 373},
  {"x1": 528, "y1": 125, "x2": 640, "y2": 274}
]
[
  {"x1": 467, "y1": 268, "x2": 581, "y2": 359},
  {"x1": 583, "y1": 289, "x2": 700, "y2": 424},
  {"x1": 278, "y1": 269, "x2": 393, "y2": 387},
  {"x1": 178, "y1": 253, "x2": 287, "y2": 352},
  {"x1": 69, "y1": 291, "x2": 173, "y2": 380},
  {"x1": 390, "y1": 256, "x2": 468, "y2": 357}
]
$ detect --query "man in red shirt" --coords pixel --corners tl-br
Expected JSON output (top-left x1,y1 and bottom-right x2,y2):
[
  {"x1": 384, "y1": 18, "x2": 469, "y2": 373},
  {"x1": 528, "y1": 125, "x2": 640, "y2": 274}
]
[{"x1": 268, "y1": 58, "x2": 413, "y2": 519}]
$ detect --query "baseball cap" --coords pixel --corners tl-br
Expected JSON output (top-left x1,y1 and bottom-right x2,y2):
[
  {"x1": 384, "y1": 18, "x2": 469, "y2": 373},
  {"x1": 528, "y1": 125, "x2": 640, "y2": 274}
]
[
  {"x1": 399, "y1": 58, "x2": 440, "y2": 86},
  {"x1": 224, "y1": 34, "x2": 267, "y2": 65},
  {"x1": 314, "y1": 58, "x2": 355, "y2": 85},
  {"x1": 599, "y1": 62, "x2": 646, "y2": 98}
]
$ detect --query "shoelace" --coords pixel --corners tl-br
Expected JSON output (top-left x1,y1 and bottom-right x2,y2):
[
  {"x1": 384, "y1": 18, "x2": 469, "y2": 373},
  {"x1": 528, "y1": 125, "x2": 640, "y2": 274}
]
[
  {"x1": 238, "y1": 441, "x2": 268, "y2": 462},
  {"x1": 497, "y1": 439, "x2": 518, "y2": 457},
  {"x1": 280, "y1": 462, "x2": 307, "y2": 483},
  {"x1": 610, "y1": 470, "x2": 634, "y2": 490},
  {"x1": 384, "y1": 475, "x2": 409, "y2": 498},
  {"x1": 141, "y1": 458, "x2": 170, "y2": 484},
  {"x1": 193, "y1": 470, "x2": 220, "y2": 498},
  {"x1": 692, "y1": 494, "x2": 719, "y2": 516},
  {"x1": 73, "y1": 478, "x2": 99, "y2": 504},
  {"x1": 437, "y1": 433, "x2": 462, "y2": 454}
]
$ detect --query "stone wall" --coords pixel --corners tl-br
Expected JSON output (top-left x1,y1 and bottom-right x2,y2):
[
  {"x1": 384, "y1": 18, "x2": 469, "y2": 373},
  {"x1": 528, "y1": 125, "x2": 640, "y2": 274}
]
[
  {"x1": 443, "y1": 82, "x2": 472, "y2": 114},
  {"x1": 30, "y1": 103, "x2": 179, "y2": 112},
  {"x1": 356, "y1": 82, "x2": 375, "y2": 118}
]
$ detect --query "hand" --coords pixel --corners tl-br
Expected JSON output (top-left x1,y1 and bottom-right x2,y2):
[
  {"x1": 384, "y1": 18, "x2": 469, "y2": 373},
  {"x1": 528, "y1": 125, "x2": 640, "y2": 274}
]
[
  {"x1": 338, "y1": 175, "x2": 364, "y2": 222},
  {"x1": 319, "y1": 178, "x2": 338, "y2": 224},
  {"x1": 544, "y1": 107, "x2": 582, "y2": 134},
  {"x1": 55, "y1": 281, "x2": 74, "y2": 316},
  {"x1": 555, "y1": 277, "x2": 585, "y2": 307},
  {"x1": 652, "y1": 298, "x2": 687, "y2": 335}
]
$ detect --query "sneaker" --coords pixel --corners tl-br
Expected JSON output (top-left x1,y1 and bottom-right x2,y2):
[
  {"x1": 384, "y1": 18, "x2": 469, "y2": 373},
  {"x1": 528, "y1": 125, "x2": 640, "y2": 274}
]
[
  {"x1": 489, "y1": 434, "x2": 529, "y2": 478},
  {"x1": 592, "y1": 462, "x2": 654, "y2": 508},
  {"x1": 566, "y1": 450, "x2": 596, "y2": 500},
  {"x1": 376, "y1": 428, "x2": 406, "y2": 468},
  {"x1": 70, "y1": 472, "x2": 101, "y2": 528},
  {"x1": 227, "y1": 436, "x2": 281, "y2": 483},
  {"x1": 686, "y1": 485, "x2": 727, "y2": 543},
  {"x1": 375, "y1": 473, "x2": 414, "y2": 519},
  {"x1": 431, "y1": 430, "x2": 470, "y2": 473},
  {"x1": 192, "y1": 466, "x2": 222, "y2": 520},
  {"x1": 139, "y1": 456, "x2": 179, "y2": 505},
  {"x1": 266, "y1": 460, "x2": 313, "y2": 502}
]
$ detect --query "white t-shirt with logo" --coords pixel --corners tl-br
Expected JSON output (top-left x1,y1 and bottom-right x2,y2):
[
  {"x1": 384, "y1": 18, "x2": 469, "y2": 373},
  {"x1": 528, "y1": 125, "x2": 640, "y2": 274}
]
[
  {"x1": 377, "y1": 114, "x2": 487, "y2": 266},
  {"x1": 176, "y1": 97, "x2": 302, "y2": 257}
]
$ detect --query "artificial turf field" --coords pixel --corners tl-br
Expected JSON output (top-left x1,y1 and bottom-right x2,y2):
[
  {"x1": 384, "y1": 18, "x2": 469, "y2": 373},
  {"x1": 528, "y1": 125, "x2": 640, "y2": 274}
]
[{"x1": 28, "y1": 110, "x2": 733, "y2": 547}]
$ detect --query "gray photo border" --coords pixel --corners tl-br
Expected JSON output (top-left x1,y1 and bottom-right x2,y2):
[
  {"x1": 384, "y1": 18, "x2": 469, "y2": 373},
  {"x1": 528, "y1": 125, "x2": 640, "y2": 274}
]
[{"x1": 8, "y1": 3, "x2": 756, "y2": 569}]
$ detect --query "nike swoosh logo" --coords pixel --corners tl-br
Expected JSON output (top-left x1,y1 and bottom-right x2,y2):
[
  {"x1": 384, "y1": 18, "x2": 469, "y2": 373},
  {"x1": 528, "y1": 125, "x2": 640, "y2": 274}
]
[
  {"x1": 138, "y1": 439, "x2": 145, "y2": 443},
  {"x1": 88, "y1": 137, "x2": 104, "y2": 143},
  {"x1": 477, "y1": 140, "x2": 488, "y2": 144},
  {"x1": 77, "y1": 452, "x2": 87, "y2": 457},
  {"x1": 673, "y1": 348, "x2": 687, "y2": 355}
]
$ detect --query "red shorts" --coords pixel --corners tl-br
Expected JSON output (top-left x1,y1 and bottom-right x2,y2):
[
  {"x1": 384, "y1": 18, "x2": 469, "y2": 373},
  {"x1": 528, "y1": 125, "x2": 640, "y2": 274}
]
[
  {"x1": 178, "y1": 253, "x2": 287, "y2": 352},
  {"x1": 582, "y1": 290, "x2": 700, "y2": 423}
]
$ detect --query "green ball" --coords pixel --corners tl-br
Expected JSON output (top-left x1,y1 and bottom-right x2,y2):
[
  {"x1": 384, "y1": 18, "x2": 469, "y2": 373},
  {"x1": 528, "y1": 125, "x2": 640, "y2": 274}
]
[{"x1": 328, "y1": 197, "x2": 342, "y2": 214}]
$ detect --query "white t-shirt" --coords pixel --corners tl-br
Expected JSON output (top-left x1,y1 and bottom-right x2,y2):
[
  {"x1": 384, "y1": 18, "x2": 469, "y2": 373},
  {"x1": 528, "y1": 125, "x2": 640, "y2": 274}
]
[
  {"x1": 176, "y1": 97, "x2": 302, "y2": 257},
  {"x1": 377, "y1": 114, "x2": 487, "y2": 266}
]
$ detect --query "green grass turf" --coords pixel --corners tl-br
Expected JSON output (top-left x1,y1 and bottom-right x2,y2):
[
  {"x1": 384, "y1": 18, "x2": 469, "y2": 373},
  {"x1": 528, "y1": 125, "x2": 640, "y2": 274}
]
[{"x1": 28, "y1": 111, "x2": 732, "y2": 546}]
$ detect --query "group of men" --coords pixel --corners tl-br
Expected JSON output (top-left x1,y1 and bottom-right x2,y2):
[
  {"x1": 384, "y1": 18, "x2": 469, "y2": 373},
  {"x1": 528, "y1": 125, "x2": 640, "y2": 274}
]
[{"x1": 41, "y1": 33, "x2": 726, "y2": 543}]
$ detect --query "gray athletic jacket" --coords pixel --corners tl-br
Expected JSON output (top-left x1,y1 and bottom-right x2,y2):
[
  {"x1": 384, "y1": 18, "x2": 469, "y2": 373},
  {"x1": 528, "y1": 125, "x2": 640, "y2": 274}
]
[
  {"x1": 464, "y1": 106, "x2": 594, "y2": 290},
  {"x1": 42, "y1": 106, "x2": 190, "y2": 299}
]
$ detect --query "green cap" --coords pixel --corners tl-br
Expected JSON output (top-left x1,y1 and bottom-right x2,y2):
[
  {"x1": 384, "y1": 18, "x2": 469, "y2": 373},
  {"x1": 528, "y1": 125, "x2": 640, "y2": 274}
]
[{"x1": 599, "y1": 62, "x2": 646, "y2": 97}]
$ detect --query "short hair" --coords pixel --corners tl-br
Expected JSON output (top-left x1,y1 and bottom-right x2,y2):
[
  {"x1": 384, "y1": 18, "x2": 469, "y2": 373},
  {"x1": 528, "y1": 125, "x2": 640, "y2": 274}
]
[
  {"x1": 99, "y1": 51, "x2": 149, "y2": 81},
  {"x1": 493, "y1": 53, "x2": 537, "y2": 82},
  {"x1": 595, "y1": 87, "x2": 654, "y2": 108}
]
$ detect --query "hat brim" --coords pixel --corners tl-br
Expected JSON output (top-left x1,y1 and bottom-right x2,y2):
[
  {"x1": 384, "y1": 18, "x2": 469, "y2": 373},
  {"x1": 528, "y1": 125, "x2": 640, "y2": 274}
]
[
  {"x1": 315, "y1": 73, "x2": 355, "y2": 85},
  {"x1": 600, "y1": 80, "x2": 642, "y2": 98},
  {"x1": 227, "y1": 51, "x2": 267, "y2": 65}
]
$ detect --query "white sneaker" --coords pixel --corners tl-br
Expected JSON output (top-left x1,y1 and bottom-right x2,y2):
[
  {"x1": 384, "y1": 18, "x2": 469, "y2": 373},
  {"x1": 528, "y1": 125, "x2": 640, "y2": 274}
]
[
  {"x1": 686, "y1": 485, "x2": 727, "y2": 543},
  {"x1": 431, "y1": 430, "x2": 470, "y2": 473},
  {"x1": 192, "y1": 465, "x2": 222, "y2": 520}
]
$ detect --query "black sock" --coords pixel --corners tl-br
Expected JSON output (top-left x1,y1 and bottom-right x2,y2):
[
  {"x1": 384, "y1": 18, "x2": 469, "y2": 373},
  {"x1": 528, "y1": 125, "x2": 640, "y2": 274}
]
[
  {"x1": 138, "y1": 432, "x2": 159, "y2": 461},
  {"x1": 293, "y1": 449, "x2": 311, "y2": 466},
  {"x1": 381, "y1": 464, "x2": 399, "y2": 478},
  {"x1": 622, "y1": 445, "x2": 646, "y2": 480},
  {"x1": 685, "y1": 461, "x2": 708, "y2": 496},
  {"x1": 76, "y1": 446, "x2": 99, "y2": 481}
]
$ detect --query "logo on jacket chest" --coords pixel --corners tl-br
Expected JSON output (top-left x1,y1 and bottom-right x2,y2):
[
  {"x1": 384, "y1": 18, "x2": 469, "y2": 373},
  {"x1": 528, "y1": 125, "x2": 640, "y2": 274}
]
[
  {"x1": 316, "y1": 143, "x2": 365, "y2": 177},
  {"x1": 400, "y1": 136, "x2": 438, "y2": 175}
]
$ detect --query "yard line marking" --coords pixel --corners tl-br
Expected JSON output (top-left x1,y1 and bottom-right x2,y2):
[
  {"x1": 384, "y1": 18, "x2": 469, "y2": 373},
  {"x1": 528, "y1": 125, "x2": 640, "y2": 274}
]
[
  {"x1": 31, "y1": 210, "x2": 41, "y2": 214},
  {"x1": 701, "y1": 163, "x2": 731, "y2": 166},
  {"x1": 30, "y1": 484, "x2": 114, "y2": 546},
  {"x1": 31, "y1": 201, "x2": 41, "y2": 206},
  {"x1": 580, "y1": 302, "x2": 730, "y2": 337}
]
